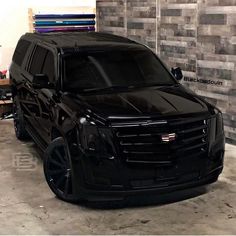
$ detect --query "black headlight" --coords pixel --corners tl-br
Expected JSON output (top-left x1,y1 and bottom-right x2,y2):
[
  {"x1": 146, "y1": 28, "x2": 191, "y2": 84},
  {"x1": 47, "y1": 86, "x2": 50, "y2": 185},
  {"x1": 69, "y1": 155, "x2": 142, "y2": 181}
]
[
  {"x1": 78, "y1": 117, "x2": 116, "y2": 160},
  {"x1": 215, "y1": 110, "x2": 224, "y2": 138},
  {"x1": 210, "y1": 109, "x2": 224, "y2": 141}
]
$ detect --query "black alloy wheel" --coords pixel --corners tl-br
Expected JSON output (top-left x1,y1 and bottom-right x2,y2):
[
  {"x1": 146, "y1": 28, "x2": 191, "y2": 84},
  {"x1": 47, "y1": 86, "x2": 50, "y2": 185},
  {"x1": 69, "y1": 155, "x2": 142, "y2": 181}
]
[
  {"x1": 13, "y1": 97, "x2": 29, "y2": 140},
  {"x1": 44, "y1": 137, "x2": 80, "y2": 203}
]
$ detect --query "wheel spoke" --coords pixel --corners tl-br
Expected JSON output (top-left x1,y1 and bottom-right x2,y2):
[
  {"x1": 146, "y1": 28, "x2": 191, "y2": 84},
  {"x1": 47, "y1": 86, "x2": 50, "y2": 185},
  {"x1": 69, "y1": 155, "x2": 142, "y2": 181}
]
[
  {"x1": 46, "y1": 141, "x2": 75, "y2": 199},
  {"x1": 49, "y1": 158, "x2": 65, "y2": 168},
  {"x1": 64, "y1": 175, "x2": 70, "y2": 196},
  {"x1": 55, "y1": 149, "x2": 67, "y2": 164},
  {"x1": 55, "y1": 174, "x2": 65, "y2": 188},
  {"x1": 48, "y1": 169, "x2": 65, "y2": 176}
]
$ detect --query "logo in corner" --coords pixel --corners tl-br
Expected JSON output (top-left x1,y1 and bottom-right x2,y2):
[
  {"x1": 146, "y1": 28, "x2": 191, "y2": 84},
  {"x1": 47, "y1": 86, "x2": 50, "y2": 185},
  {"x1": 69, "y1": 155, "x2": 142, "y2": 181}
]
[{"x1": 161, "y1": 133, "x2": 176, "y2": 143}]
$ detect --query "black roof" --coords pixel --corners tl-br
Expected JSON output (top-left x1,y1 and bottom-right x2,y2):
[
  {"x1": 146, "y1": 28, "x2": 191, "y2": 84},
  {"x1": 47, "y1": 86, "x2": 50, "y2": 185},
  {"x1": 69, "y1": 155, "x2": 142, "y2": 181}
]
[{"x1": 22, "y1": 32, "x2": 139, "y2": 49}]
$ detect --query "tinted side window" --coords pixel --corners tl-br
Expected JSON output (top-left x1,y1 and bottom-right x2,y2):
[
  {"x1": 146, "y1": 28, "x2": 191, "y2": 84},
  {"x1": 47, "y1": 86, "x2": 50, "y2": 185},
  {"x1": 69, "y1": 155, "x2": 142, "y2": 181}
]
[
  {"x1": 12, "y1": 40, "x2": 31, "y2": 66},
  {"x1": 29, "y1": 46, "x2": 47, "y2": 75},
  {"x1": 42, "y1": 51, "x2": 55, "y2": 82}
]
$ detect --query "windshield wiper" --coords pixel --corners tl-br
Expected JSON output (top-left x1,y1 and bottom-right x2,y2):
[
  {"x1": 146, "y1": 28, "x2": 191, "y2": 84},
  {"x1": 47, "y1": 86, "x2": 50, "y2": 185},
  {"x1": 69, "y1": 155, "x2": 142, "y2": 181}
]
[
  {"x1": 131, "y1": 83, "x2": 178, "y2": 89},
  {"x1": 82, "y1": 85, "x2": 131, "y2": 93},
  {"x1": 80, "y1": 83, "x2": 178, "y2": 93}
]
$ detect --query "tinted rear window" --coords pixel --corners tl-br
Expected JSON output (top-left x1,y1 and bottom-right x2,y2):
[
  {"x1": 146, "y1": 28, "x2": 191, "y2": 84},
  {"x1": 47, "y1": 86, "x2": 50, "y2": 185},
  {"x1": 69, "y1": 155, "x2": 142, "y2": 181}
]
[
  {"x1": 12, "y1": 40, "x2": 31, "y2": 66},
  {"x1": 29, "y1": 46, "x2": 48, "y2": 75},
  {"x1": 29, "y1": 46, "x2": 55, "y2": 82}
]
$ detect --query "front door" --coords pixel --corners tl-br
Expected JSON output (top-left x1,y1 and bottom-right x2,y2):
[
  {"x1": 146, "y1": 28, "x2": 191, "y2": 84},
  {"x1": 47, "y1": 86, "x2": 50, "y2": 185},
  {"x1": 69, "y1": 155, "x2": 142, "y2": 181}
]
[{"x1": 27, "y1": 45, "x2": 57, "y2": 143}]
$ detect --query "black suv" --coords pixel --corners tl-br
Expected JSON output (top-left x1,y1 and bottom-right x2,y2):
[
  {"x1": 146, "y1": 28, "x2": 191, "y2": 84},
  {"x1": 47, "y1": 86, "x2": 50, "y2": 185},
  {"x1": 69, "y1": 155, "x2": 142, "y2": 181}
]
[{"x1": 10, "y1": 32, "x2": 225, "y2": 202}]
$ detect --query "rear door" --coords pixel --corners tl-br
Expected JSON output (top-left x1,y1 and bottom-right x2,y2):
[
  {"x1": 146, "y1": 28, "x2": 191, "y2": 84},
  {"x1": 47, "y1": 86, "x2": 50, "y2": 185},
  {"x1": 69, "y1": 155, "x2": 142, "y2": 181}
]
[{"x1": 11, "y1": 39, "x2": 39, "y2": 128}]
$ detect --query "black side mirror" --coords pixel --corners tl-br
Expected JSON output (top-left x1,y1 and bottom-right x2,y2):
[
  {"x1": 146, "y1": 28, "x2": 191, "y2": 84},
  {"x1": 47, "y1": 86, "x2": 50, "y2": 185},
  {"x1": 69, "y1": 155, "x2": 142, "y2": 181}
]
[
  {"x1": 171, "y1": 67, "x2": 183, "y2": 81},
  {"x1": 32, "y1": 74, "x2": 52, "y2": 89}
]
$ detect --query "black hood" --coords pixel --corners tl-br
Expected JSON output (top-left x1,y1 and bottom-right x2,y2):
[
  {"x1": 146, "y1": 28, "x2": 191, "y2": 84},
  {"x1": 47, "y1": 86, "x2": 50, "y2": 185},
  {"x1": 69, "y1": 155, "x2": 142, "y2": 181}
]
[{"x1": 65, "y1": 85, "x2": 211, "y2": 119}]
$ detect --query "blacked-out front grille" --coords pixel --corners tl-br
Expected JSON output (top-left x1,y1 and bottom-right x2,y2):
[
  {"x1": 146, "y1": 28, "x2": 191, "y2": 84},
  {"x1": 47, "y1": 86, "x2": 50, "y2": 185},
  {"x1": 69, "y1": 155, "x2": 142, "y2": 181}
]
[{"x1": 112, "y1": 117, "x2": 209, "y2": 165}]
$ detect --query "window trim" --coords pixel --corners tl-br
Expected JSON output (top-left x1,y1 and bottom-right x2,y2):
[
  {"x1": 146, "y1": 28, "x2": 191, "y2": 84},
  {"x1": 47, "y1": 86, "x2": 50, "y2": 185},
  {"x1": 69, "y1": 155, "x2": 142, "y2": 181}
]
[
  {"x1": 12, "y1": 39, "x2": 31, "y2": 67},
  {"x1": 41, "y1": 50, "x2": 55, "y2": 83},
  {"x1": 27, "y1": 43, "x2": 57, "y2": 83}
]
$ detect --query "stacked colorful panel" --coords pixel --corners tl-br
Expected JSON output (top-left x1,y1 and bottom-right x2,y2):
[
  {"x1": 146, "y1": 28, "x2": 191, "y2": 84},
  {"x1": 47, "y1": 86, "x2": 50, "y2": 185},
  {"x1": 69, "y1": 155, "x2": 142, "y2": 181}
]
[{"x1": 33, "y1": 14, "x2": 96, "y2": 33}]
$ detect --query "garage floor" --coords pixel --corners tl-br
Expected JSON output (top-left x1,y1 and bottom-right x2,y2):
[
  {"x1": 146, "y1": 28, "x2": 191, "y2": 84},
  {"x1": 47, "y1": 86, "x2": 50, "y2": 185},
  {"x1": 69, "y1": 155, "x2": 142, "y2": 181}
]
[{"x1": 0, "y1": 120, "x2": 235, "y2": 235}]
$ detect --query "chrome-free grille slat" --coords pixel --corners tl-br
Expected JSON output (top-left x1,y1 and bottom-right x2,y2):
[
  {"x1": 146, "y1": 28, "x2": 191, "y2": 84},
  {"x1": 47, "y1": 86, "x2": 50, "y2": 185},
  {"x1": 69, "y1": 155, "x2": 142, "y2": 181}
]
[
  {"x1": 112, "y1": 117, "x2": 209, "y2": 164},
  {"x1": 178, "y1": 125, "x2": 208, "y2": 134}
]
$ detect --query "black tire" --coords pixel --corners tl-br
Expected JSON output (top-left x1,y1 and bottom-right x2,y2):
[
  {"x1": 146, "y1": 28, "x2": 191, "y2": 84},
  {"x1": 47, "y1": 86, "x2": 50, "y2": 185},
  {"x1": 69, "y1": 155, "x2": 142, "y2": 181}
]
[
  {"x1": 13, "y1": 97, "x2": 29, "y2": 140},
  {"x1": 43, "y1": 137, "x2": 81, "y2": 203}
]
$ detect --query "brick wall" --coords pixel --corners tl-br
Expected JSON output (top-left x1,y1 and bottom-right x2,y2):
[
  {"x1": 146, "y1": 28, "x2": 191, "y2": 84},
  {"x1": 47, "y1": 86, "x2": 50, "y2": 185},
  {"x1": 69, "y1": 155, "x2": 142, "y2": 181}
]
[
  {"x1": 160, "y1": 0, "x2": 197, "y2": 90},
  {"x1": 96, "y1": 0, "x2": 236, "y2": 144},
  {"x1": 96, "y1": 1, "x2": 126, "y2": 36},
  {"x1": 96, "y1": 0, "x2": 158, "y2": 51},
  {"x1": 197, "y1": 0, "x2": 236, "y2": 144},
  {"x1": 126, "y1": 0, "x2": 157, "y2": 51}
]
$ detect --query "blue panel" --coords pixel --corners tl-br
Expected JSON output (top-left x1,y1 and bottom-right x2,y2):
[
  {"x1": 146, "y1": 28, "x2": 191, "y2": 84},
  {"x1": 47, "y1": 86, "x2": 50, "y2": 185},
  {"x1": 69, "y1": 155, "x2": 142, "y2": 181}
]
[
  {"x1": 34, "y1": 14, "x2": 95, "y2": 20},
  {"x1": 34, "y1": 20, "x2": 96, "y2": 27}
]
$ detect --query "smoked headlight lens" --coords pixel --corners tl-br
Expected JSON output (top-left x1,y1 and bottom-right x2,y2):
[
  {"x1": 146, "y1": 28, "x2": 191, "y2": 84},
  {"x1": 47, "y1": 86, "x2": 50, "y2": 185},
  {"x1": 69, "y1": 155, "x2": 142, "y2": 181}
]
[
  {"x1": 79, "y1": 117, "x2": 115, "y2": 159},
  {"x1": 209, "y1": 110, "x2": 224, "y2": 149},
  {"x1": 216, "y1": 112, "x2": 224, "y2": 137},
  {"x1": 98, "y1": 127, "x2": 116, "y2": 159}
]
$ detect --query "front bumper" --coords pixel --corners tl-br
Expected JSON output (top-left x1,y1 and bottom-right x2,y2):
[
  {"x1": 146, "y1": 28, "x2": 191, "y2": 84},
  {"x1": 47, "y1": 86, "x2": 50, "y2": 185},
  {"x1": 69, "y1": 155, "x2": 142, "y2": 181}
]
[
  {"x1": 79, "y1": 166, "x2": 223, "y2": 201},
  {"x1": 72, "y1": 135, "x2": 224, "y2": 201}
]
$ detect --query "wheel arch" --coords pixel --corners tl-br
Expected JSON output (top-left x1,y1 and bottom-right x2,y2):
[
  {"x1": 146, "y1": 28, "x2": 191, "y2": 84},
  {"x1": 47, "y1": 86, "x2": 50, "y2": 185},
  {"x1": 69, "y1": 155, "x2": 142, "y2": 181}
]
[
  {"x1": 51, "y1": 127, "x2": 63, "y2": 141},
  {"x1": 10, "y1": 75, "x2": 18, "y2": 98}
]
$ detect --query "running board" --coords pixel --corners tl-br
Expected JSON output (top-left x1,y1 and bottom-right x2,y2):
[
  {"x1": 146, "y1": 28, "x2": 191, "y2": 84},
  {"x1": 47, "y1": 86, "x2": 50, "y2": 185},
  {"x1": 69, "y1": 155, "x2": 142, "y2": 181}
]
[{"x1": 25, "y1": 123, "x2": 48, "y2": 152}]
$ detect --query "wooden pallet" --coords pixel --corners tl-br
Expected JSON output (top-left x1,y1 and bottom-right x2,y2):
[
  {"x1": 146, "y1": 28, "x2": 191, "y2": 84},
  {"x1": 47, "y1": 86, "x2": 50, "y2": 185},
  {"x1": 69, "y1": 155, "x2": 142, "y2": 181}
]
[{"x1": 0, "y1": 79, "x2": 10, "y2": 86}]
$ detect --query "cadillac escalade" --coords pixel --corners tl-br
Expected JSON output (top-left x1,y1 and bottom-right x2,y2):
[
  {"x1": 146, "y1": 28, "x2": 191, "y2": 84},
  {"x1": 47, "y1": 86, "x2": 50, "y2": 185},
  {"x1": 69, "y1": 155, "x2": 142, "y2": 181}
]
[{"x1": 10, "y1": 32, "x2": 225, "y2": 202}]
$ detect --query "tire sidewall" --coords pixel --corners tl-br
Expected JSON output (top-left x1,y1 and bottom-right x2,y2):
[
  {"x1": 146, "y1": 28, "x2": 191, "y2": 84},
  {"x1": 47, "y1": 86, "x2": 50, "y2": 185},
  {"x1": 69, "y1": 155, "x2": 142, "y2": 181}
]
[{"x1": 13, "y1": 97, "x2": 28, "y2": 139}]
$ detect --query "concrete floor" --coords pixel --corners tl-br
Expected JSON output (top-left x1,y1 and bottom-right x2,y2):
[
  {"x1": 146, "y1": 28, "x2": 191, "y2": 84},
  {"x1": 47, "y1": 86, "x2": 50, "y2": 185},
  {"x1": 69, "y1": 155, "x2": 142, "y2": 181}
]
[{"x1": 0, "y1": 120, "x2": 235, "y2": 235}]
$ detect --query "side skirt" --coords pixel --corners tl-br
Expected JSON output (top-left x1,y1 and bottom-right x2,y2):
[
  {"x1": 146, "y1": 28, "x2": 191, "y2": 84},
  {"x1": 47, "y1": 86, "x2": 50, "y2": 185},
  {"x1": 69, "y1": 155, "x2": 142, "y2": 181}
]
[{"x1": 25, "y1": 122, "x2": 48, "y2": 152}]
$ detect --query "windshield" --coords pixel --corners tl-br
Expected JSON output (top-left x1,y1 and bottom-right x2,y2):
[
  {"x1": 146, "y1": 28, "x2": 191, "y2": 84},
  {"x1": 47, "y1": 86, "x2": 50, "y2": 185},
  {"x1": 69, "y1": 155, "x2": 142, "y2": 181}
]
[{"x1": 63, "y1": 48, "x2": 176, "y2": 93}]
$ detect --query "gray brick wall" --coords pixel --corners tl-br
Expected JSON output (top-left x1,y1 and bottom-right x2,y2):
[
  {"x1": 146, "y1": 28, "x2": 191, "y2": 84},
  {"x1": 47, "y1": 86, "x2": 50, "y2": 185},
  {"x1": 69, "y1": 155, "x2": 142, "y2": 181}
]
[
  {"x1": 196, "y1": 0, "x2": 236, "y2": 144},
  {"x1": 127, "y1": 0, "x2": 157, "y2": 51},
  {"x1": 160, "y1": 0, "x2": 197, "y2": 91},
  {"x1": 97, "y1": 0, "x2": 159, "y2": 51},
  {"x1": 96, "y1": 0, "x2": 126, "y2": 36},
  {"x1": 96, "y1": 0, "x2": 236, "y2": 144}
]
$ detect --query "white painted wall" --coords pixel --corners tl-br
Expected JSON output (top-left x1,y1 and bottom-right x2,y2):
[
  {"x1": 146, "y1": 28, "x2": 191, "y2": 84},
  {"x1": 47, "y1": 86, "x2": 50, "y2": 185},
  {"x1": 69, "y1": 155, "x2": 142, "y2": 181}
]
[{"x1": 0, "y1": 0, "x2": 95, "y2": 71}]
